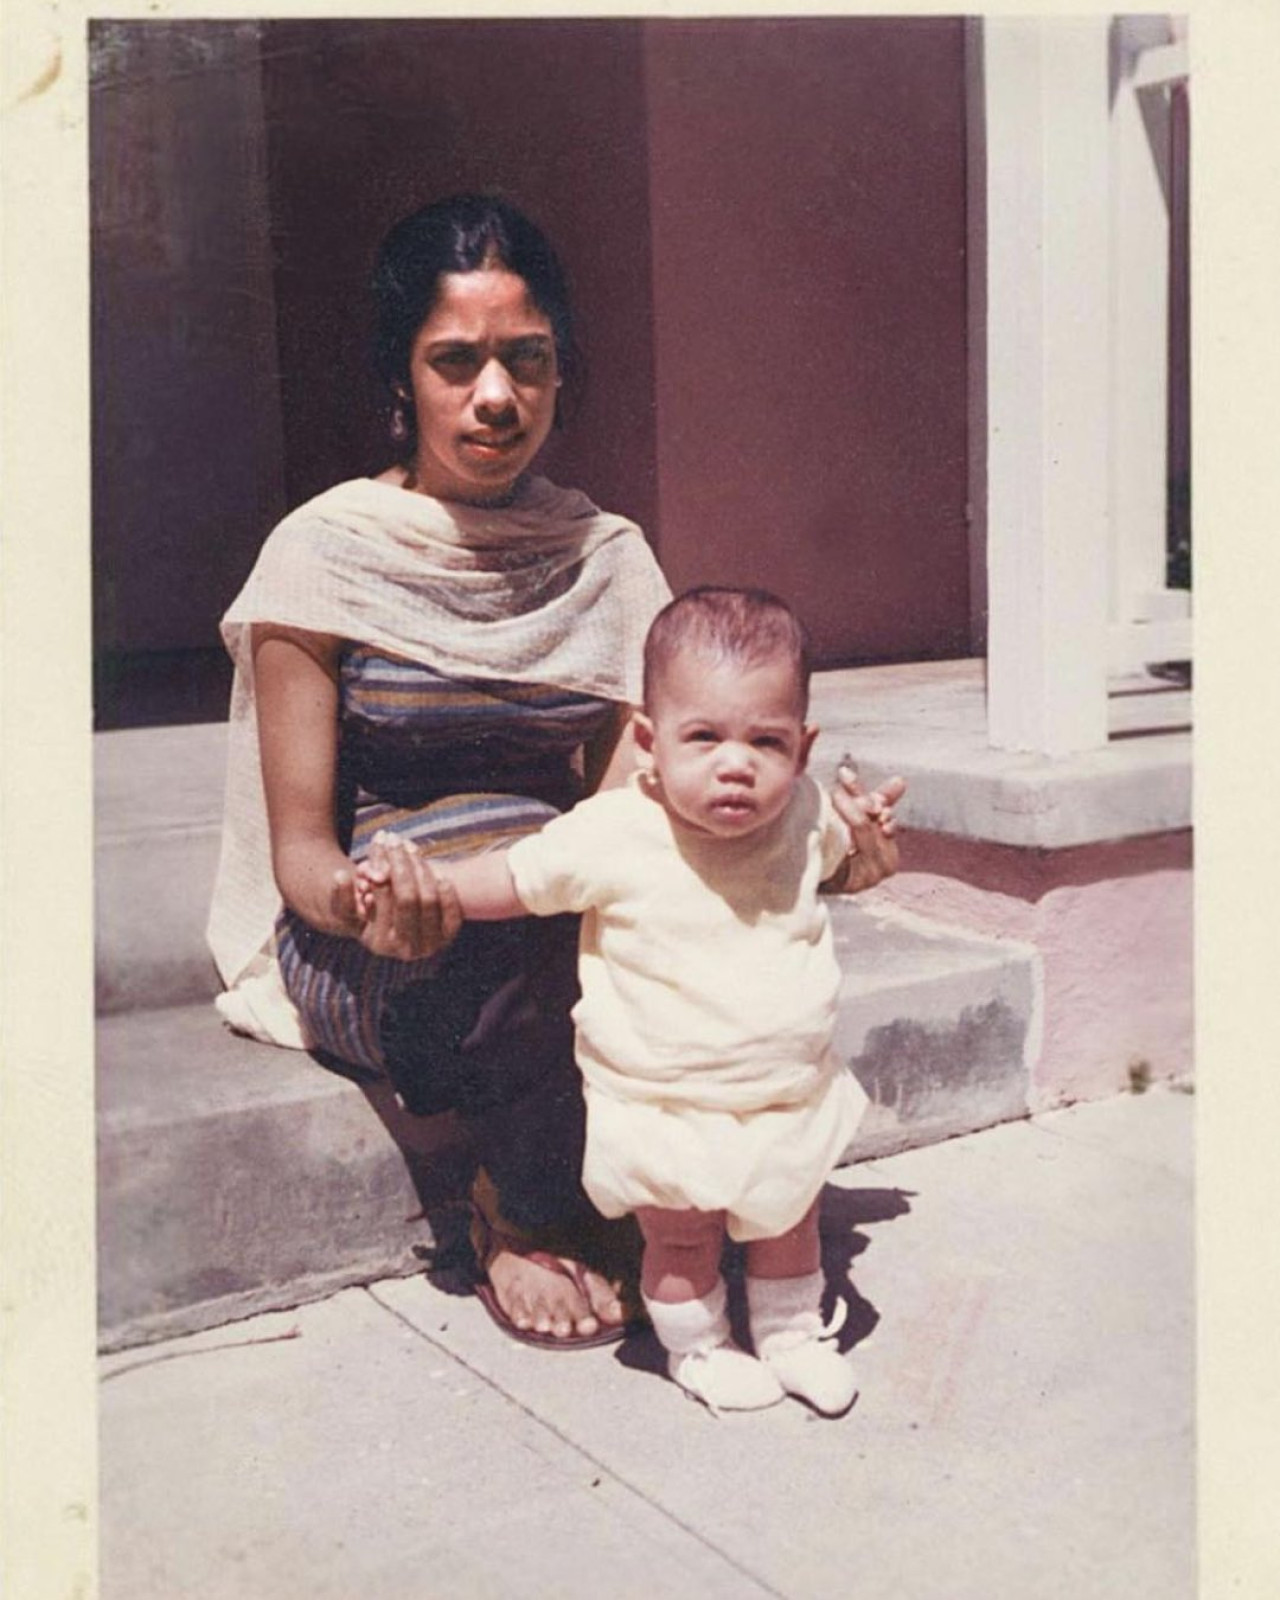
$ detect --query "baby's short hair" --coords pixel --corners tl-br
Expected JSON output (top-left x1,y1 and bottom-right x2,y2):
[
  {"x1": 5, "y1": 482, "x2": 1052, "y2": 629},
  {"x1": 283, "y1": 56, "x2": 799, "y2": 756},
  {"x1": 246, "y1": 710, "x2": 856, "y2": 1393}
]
[{"x1": 642, "y1": 586, "x2": 811, "y2": 715}]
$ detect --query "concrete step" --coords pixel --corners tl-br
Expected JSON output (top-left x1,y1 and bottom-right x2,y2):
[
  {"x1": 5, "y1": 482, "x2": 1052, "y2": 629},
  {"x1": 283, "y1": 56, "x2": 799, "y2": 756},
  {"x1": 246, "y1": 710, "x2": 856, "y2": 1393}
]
[
  {"x1": 830, "y1": 897, "x2": 1036, "y2": 1156},
  {"x1": 97, "y1": 903, "x2": 1036, "y2": 1351},
  {"x1": 95, "y1": 723, "x2": 227, "y2": 1013},
  {"x1": 96, "y1": 1002, "x2": 474, "y2": 1353},
  {"x1": 95, "y1": 721, "x2": 1039, "y2": 1352}
]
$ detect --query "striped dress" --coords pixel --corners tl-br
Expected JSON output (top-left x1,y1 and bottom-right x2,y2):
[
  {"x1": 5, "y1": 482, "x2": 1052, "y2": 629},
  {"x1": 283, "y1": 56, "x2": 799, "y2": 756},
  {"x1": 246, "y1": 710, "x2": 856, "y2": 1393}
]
[{"x1": 275, "y1": 644, "x2": 616, "y2": 1076}]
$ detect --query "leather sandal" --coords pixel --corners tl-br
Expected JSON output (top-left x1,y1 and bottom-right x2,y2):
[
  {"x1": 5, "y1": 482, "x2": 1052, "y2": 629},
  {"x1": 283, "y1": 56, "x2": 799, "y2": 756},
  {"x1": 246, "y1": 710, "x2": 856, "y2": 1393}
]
[{"x1": 469, "y1": 1201, "x2": 638, "y2": 1351}]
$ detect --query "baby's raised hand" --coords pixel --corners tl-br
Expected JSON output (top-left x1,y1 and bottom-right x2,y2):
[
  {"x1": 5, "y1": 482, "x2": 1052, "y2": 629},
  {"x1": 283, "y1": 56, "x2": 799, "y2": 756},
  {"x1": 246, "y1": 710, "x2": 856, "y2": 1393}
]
[
  {"x1": 835, "y1": 757, "x2": 903, "y2": 839},
  {"x1": 831, "y1": 759, "x2": 907, "y2": 892}
]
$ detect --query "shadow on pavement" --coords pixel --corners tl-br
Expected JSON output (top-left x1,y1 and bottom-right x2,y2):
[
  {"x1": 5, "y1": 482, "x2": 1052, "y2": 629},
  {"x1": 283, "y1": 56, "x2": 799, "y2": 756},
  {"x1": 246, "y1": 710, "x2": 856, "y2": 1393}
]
[{"x1": 817, "y1": 1183, "x2": 914, "y2": 1352}]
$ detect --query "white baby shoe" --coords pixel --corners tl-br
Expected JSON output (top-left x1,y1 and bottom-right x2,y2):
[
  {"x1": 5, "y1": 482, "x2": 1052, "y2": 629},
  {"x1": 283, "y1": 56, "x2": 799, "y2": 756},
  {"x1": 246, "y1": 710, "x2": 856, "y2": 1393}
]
[
  {"x1": 667, "y1": 1342, "x2": 785, "y2": 1413},
  {"x1": 748, "y1": 1271, "x2": 858, "y2": 1418},
  {"x1": 759, "y1": 1335, "x2": 857, "y2": 1417},
  {"x1": 645, "y1": 1280, "x2": 784, "y2": 1414}
]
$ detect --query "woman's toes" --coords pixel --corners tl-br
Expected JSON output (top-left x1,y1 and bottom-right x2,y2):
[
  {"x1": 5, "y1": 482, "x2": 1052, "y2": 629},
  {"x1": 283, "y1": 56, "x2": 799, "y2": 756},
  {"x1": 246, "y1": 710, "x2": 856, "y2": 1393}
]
[
  {"x1": 485, "y1": 1248, "x2": 628, "y2": 1340},
  {"x1": 582, "y1": 1270, "x2": 626, "y2": 1326},
  {"x1": 533, "y1": 1296, "x2": 579, "y2": 1340}
]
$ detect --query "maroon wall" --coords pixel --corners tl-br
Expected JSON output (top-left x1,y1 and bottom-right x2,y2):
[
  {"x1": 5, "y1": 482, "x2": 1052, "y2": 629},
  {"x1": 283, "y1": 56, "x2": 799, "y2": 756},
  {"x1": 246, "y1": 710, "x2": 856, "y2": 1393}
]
[
  {"x1": 91, "y1": 22, "x2": 285, "y2": 659},
  {"x1": 644, "y1": 18, "x2": 971, "y2": 663},
  {"x1": 91, "y1": 16, "x2": 973, "y2": 725}
]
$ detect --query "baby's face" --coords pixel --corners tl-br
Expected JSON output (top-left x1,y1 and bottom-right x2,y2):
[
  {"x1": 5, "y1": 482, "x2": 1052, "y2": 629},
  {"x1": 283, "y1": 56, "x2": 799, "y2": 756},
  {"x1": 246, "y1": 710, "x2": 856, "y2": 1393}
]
[{"x1": 636, "y1": 648, "x2": 816, "y2": 840}]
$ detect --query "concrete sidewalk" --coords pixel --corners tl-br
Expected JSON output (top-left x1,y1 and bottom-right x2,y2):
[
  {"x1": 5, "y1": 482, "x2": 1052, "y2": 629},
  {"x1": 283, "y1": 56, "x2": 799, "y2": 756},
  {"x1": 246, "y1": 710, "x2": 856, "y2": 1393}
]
[{"x1": 98, "y1": 1087, "x2": 1193, "y2": 1600}]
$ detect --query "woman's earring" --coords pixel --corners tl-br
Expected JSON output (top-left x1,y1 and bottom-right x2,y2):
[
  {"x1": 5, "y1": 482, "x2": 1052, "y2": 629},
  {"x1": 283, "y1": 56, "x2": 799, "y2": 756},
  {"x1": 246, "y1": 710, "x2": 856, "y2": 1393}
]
[{"x1": 390, "y1": 390, "x2": 411, "y2": 443}]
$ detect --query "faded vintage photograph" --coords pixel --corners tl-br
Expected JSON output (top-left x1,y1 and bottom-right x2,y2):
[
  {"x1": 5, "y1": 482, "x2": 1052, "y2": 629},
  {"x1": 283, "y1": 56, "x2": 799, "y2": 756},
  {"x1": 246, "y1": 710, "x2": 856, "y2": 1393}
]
[{"x1": 83, "y1": 13, "x2": 1197, "y2": 1598}]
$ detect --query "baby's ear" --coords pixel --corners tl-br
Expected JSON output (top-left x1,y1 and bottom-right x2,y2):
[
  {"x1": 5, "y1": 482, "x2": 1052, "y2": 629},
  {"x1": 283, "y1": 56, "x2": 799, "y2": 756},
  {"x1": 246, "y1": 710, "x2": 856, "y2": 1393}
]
[
  {"x1": 631, "y1": 711, "x2": 656, "y2": 769},
  {"x1": 798, "y1": 723, "x2": 819, "y2": 771}
]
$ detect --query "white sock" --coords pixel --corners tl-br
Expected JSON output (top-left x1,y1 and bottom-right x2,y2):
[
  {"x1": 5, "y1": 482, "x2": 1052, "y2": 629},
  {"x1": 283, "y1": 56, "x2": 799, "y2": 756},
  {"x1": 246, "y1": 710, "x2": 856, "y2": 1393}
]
[
  {"x1": 643, "y1": 1278, "x2": 732, "y2": 1357},
  {"x1": 746, "y1": 1270, "x2": 826, "y2": 1356},
  {"x1": 747, "y1": 1271, "x2": 857, "y2": 1417},
  {"x1": 645, "y1": 1279, "x2": 783, "y2": 1413}
]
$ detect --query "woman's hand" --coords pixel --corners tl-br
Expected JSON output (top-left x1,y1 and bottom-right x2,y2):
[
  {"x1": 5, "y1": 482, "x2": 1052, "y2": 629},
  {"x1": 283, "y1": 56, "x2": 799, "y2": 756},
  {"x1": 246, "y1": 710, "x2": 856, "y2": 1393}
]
[
  {"x1": 830, "y1": 764, "x2": 907, "y2": 893},
  {"x1": 338, "y1": 833, "x2": 463, "y2": 961}
]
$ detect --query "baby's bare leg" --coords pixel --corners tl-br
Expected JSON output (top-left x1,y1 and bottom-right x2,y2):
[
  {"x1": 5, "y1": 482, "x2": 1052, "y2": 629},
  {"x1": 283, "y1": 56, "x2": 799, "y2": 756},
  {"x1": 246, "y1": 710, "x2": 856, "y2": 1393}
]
[
  {"x1": 745, "y1": 1201, "x2": 856, "y2": 1417},
  {"x1": 636, "y1": 1206, "x2": 783, "y2": 1411},
  {"x1": 635, "y1": 1205, "x2": 725, "y2": 1302},
  {"x1": 743, "y1": 1198, "x2": 821, "y2": 1280}
]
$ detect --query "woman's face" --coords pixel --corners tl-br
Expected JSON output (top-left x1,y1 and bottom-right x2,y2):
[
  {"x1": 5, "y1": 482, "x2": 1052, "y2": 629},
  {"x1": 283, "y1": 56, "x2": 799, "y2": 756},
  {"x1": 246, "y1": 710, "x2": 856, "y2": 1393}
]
[{"x1": 402, "y1": 268, "x2": 560, "y2": 505}]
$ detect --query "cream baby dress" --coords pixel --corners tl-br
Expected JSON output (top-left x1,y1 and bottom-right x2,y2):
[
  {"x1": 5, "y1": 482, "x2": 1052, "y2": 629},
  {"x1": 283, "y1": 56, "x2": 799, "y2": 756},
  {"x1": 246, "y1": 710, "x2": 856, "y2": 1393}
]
[{"x1": 507, "y1": 773, "x2": 867, "y2": 1240}]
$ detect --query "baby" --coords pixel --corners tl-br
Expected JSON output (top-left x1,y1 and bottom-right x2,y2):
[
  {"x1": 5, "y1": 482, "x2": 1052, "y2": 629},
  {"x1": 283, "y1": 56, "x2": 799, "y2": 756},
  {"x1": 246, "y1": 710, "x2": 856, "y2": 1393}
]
[{"x1": 362, "y1": 587, "x2": 902, "y2": 1415}]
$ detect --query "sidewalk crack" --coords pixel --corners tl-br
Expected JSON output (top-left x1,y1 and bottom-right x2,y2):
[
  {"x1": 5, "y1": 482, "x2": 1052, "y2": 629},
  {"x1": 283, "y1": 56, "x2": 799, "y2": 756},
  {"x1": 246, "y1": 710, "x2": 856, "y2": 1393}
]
[{"x1": 364, "y1": 1285, "x2": 788, "y2": 1600}]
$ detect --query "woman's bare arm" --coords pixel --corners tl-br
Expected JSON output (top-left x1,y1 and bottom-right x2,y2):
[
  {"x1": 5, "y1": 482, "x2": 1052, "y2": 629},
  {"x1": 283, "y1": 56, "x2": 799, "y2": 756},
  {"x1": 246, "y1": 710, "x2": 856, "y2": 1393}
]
[
  {"x1": 252, "y1": 624, "x2": 356, "y2": 934},
  {"x1": 252, "y1": 624, "x2": 460, "y2": 958}
]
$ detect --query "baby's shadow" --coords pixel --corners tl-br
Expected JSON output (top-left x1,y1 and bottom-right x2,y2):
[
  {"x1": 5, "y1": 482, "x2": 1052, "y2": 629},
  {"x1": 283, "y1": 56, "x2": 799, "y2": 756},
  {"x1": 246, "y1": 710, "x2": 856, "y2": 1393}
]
[
  {"x1": 615, "y1": 1182, "x2": 915, "y2": 1377},
  {"x1": 813, "y1": 1182, "x2": 914, "y2": 1353}
]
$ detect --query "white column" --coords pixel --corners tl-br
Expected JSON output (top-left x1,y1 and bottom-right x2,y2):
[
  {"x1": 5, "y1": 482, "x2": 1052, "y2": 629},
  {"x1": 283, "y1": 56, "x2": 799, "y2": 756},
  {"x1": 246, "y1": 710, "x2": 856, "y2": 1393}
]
[{"x1": 984, "y1": 17, "x2": 1112, "y2": 754}]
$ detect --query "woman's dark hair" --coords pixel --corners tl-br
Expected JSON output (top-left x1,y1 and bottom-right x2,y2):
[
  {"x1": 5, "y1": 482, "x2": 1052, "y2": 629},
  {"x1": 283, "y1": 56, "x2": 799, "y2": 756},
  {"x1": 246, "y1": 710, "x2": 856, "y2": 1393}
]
[{"x1": 371, "y1": 193, "x2": 577, "y2": 418}]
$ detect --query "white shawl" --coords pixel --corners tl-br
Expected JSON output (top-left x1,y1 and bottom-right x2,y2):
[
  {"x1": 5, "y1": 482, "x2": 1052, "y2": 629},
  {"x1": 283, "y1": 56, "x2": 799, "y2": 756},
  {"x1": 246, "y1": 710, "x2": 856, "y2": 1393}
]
[{"x1": 206, "y1": 474, "x2": 670, "y2": 1000}]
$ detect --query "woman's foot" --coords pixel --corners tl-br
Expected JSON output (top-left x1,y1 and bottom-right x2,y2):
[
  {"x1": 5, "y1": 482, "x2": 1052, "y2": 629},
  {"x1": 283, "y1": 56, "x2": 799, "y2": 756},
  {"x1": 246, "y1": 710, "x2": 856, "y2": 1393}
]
[
  {"x1": 468, "y1": 1188, "x2": 640, "y2": 1348},
  {"x1": 485, "y1": 1244, "x2": 627, "y2": 1342}
]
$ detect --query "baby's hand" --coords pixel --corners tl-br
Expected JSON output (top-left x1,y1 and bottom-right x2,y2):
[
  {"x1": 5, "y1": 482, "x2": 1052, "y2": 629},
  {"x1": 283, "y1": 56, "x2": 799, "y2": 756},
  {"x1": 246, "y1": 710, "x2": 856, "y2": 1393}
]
[
  {"x1": 834, "y1": 756, "x2": 903, "y2": 840},
  {"x1": 352, "y1": 830, "x2": 398, "y2": 917},
  {"x1": 335, "y1": 829, "x2": 461, "y2": 960},
  {"x1": 830, "y1": 758, "x2": 907, "y2": 893}
]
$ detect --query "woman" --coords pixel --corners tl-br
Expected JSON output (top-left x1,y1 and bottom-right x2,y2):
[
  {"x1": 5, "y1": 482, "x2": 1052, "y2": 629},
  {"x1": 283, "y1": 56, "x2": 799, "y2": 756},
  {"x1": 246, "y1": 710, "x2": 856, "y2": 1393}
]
[{"x1": 208, "y1": 194, "x2": 898, "y2": 1347}]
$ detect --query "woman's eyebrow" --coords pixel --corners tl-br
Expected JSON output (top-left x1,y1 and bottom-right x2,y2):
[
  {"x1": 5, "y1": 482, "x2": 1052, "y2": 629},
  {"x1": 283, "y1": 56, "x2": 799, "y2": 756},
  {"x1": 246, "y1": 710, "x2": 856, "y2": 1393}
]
[
  {"x1": 496, "y1": 334, "x2": 555, "y2": 358},
  {"x1": 423, "y1": 333, "x2": 552, "y2": 356}
]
